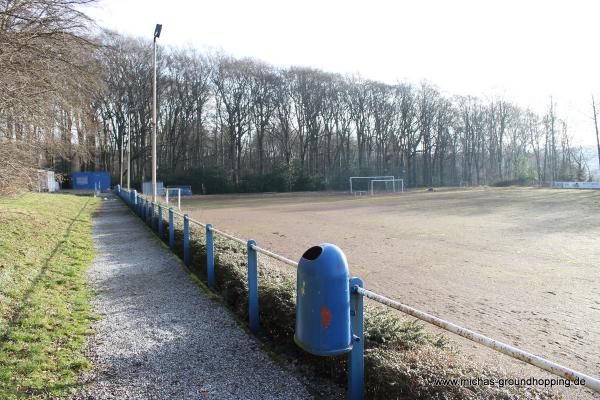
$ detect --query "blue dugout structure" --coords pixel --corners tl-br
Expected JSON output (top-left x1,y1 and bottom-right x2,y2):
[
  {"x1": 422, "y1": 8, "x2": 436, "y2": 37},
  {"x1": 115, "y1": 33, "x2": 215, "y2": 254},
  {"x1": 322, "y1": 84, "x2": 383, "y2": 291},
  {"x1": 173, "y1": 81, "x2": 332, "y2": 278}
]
[{"x1": 72, "y1": 172, "x2": 111, "y2": 190}]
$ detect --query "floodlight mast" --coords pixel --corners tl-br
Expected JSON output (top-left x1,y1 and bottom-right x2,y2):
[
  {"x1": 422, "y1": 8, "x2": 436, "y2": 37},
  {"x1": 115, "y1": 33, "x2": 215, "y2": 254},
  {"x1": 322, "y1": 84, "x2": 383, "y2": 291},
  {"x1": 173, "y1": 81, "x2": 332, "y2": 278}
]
[
  {"x1": 127, "y1": 113, "x2": 131, "y2": 190},
  {"x1": 151, "y1": 24, "x2": 162, "y2": 202},
  {"x1": 120, "y1": 123, "x2": 124, "y2": 188}
]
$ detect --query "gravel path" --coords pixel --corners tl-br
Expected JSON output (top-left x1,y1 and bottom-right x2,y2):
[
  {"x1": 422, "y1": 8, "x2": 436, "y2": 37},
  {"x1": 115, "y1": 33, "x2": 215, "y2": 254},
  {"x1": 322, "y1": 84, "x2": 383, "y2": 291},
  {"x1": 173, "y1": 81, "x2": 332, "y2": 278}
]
[{"x1": 74, "y1": 196, "x2": 311, "y2": 400}]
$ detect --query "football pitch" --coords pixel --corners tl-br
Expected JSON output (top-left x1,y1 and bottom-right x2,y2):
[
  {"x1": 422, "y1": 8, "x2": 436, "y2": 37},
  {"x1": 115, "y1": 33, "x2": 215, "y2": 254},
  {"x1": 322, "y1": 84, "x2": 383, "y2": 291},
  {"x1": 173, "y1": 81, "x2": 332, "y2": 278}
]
[{"x1": 183, "y1": 187, "x2": 600, "y2": 391}]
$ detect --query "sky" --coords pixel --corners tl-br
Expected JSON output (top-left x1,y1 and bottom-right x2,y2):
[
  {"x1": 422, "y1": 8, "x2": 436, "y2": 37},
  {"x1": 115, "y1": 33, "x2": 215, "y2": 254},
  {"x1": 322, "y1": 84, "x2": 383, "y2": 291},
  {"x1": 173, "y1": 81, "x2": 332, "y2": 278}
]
[{"x1": 86, "y1": 0, "x2": 600, "y2": 146}]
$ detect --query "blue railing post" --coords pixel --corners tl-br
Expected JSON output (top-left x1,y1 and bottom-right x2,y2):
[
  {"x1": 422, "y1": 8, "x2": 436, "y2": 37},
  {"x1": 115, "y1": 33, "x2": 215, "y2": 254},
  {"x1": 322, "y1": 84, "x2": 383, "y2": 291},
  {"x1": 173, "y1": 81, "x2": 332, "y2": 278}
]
[
  {"x1": 158, "y1": 205, "x2": 163, "y2": 238},
  {"x1": 247, "y1": 240, "x2": 259, "y2": 333},
  {"x1": 183, "y1": 214, "x2": 190, "y2": 266},
  {"x1": 349, "y1": 277, "x2": 365, "y2": 400},
  {"x1": 131, "y1": 190, "x2": 136, "y2": 207},
  {"x1": 169, "y1": 208, "x2": 175, "y2": 250},
  {"x1": 151, "y1": 202, "x2": 156, "y2": 230},
  {"x1": 146, "y1": 200, "x2": 151, "y2": 225},
  {"x1": 206, "y1": 224, "x2": 215, "y2": 289}
]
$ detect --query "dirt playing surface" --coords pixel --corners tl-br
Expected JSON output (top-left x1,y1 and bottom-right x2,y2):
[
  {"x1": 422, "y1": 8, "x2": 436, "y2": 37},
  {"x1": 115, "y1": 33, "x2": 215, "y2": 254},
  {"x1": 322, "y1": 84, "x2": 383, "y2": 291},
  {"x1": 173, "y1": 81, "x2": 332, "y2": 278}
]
[{"x1": 184, "y1": 187, "x2": 600, "y2": 398}]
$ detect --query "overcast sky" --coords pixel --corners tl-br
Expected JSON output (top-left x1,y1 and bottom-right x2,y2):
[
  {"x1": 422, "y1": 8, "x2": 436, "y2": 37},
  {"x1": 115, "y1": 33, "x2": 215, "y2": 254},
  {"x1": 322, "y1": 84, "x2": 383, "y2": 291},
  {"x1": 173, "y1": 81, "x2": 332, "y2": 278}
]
[{"x1": 87, "y1": 0, "x2": 600, "y2": 146}]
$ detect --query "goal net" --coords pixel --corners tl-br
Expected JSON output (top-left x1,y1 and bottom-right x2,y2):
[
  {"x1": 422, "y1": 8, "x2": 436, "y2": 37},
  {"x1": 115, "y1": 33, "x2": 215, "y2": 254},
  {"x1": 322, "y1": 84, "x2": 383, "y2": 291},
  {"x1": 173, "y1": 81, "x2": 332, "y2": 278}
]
[
  {"x1": 349, "y1": 176, "x2": 404, "y2": 195},
  {"x1": 350, "y1": 176, "x2": 393, "y2": 195},
  {"x1": 369, "y1": 179, "x2": 404, "y2": 195}
]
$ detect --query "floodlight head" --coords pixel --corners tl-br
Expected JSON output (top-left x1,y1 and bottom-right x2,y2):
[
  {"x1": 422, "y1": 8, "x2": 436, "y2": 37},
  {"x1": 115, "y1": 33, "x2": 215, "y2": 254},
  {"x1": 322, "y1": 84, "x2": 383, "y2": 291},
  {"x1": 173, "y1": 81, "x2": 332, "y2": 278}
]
[{"x1": 154, "y1": 24, "x2": 162, "y2": 38}]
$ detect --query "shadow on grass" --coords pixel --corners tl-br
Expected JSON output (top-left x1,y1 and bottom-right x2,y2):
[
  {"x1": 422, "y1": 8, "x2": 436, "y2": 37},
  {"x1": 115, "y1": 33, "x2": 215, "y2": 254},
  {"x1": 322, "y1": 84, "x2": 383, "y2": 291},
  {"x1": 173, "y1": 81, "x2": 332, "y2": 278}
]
[{"x1": 0, "y1": 197, "x2": 92, "y2": 343}]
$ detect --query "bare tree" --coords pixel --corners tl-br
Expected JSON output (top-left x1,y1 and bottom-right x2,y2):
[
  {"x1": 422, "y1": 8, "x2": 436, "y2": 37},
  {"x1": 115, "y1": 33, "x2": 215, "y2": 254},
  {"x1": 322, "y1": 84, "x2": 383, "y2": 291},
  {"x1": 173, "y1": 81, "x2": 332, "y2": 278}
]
[
  {"x1": 592, "y1": 96, "x2": 600, "y2": 170},
  {"x1": 213, "y1": 56, "x2": 253, "y2": 185},
  {"x1": 0, "y1": 0, "x2": 101, "y2": 194},
  {"x1": 248, "y1": 60, "x2": 278, "y2": 176}
]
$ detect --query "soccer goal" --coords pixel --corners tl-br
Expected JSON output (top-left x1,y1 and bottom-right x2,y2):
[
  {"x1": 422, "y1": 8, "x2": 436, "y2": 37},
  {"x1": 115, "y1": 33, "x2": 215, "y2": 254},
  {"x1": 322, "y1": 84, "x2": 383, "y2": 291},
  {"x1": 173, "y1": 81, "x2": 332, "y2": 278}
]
[
  {"x1": 369, "y1": 178, "x2": 404, "y2": 195},
  {"x1": 349, "y1": 176, "x2": 404, "y2": 195}
]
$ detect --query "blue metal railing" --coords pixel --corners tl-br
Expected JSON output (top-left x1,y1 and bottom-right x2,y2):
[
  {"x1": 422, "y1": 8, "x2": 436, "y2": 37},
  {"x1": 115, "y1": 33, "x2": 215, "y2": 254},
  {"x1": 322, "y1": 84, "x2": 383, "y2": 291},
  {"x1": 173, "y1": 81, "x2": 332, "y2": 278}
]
[{"x1": 113, "y1": 185, "x2": 600, "y2": 398}]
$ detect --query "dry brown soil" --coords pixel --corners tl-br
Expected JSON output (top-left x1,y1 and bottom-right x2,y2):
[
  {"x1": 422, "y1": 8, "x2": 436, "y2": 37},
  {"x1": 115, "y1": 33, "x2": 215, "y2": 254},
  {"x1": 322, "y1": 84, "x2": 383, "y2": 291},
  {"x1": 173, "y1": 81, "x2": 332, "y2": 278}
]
[{"x1": 184, "y1": 187, "x2": 600, "y2": 399}]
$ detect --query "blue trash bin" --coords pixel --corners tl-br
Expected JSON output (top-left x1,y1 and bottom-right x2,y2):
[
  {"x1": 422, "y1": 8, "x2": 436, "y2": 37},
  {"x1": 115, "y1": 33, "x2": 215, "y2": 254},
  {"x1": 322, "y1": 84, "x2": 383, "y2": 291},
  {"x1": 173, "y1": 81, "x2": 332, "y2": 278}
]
[{"x1": 295, "y1": 243, "x2": 352, "y2": 356}]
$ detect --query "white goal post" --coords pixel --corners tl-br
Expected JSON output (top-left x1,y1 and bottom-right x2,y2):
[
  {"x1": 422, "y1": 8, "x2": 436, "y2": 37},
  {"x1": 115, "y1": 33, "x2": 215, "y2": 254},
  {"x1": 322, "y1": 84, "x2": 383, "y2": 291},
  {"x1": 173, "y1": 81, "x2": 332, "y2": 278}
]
[
  {"x1": 164, "y1": 187, "x2": 181, "y2": 210},
  {"x1": 349, "y1": 176, "x2": 404, "y2": 195},
  {"x1": 350, "y1": 176, "x2": 393, "y2": 195},
  {"x1": 369, "y1": 178, "x2": 404, "y2": 195}
]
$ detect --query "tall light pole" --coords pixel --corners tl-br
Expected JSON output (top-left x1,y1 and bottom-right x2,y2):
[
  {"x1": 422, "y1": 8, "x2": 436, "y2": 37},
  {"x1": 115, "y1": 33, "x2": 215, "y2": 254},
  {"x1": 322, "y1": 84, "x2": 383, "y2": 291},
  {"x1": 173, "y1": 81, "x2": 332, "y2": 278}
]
[
  {"x1": 120, "y1": 123, "x2": 124, "y2": 188},
  {"x1": 152, "y1": 23, "x2": 162, "y2": 202},
  {"x1": 127, "y1": 112, "x2": 131, "y2": 190}
]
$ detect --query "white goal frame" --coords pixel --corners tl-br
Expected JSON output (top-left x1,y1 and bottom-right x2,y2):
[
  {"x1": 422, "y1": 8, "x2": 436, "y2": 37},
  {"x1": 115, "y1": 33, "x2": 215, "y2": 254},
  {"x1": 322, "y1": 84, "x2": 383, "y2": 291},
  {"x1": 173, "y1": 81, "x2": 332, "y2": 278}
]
[
  {"x1": 350, "y1": 176, "x2": 394, "y2": 195},
  {"x1": 369, "y1": 178, "x2": 404, "y2": 195}
]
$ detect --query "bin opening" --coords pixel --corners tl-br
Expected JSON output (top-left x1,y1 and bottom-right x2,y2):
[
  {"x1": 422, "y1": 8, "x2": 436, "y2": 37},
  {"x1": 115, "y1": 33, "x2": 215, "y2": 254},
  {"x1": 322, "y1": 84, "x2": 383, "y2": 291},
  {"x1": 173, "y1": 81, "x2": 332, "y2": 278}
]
[{"x1": 302, "y1": 246, "x2": 322, "y2": 261}]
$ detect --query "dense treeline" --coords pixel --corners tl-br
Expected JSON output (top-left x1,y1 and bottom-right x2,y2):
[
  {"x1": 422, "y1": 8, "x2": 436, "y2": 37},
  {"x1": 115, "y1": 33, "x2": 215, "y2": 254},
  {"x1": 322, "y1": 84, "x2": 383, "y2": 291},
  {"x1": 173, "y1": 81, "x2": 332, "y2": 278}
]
[
  {"x1": 95, "y1": 36, "x2": 590, "y2": 192},
  {"x1": 0, "y1": 1, "x2": 592, "y2": 195}
]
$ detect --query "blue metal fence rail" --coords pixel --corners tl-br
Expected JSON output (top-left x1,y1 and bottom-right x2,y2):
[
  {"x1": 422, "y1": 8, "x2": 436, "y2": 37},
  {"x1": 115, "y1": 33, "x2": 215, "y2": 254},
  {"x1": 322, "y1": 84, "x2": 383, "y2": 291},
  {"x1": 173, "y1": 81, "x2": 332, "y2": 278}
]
[{"x1": 113, "y1": 185, "x2": 600, "y2": 398}]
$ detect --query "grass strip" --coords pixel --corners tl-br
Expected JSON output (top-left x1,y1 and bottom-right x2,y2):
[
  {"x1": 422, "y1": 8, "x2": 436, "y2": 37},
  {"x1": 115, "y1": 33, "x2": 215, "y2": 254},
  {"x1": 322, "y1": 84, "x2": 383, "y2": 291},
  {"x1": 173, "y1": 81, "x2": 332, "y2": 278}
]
[{"x1": 0, "y1": 193, "x2": 100, "y2": 399}]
